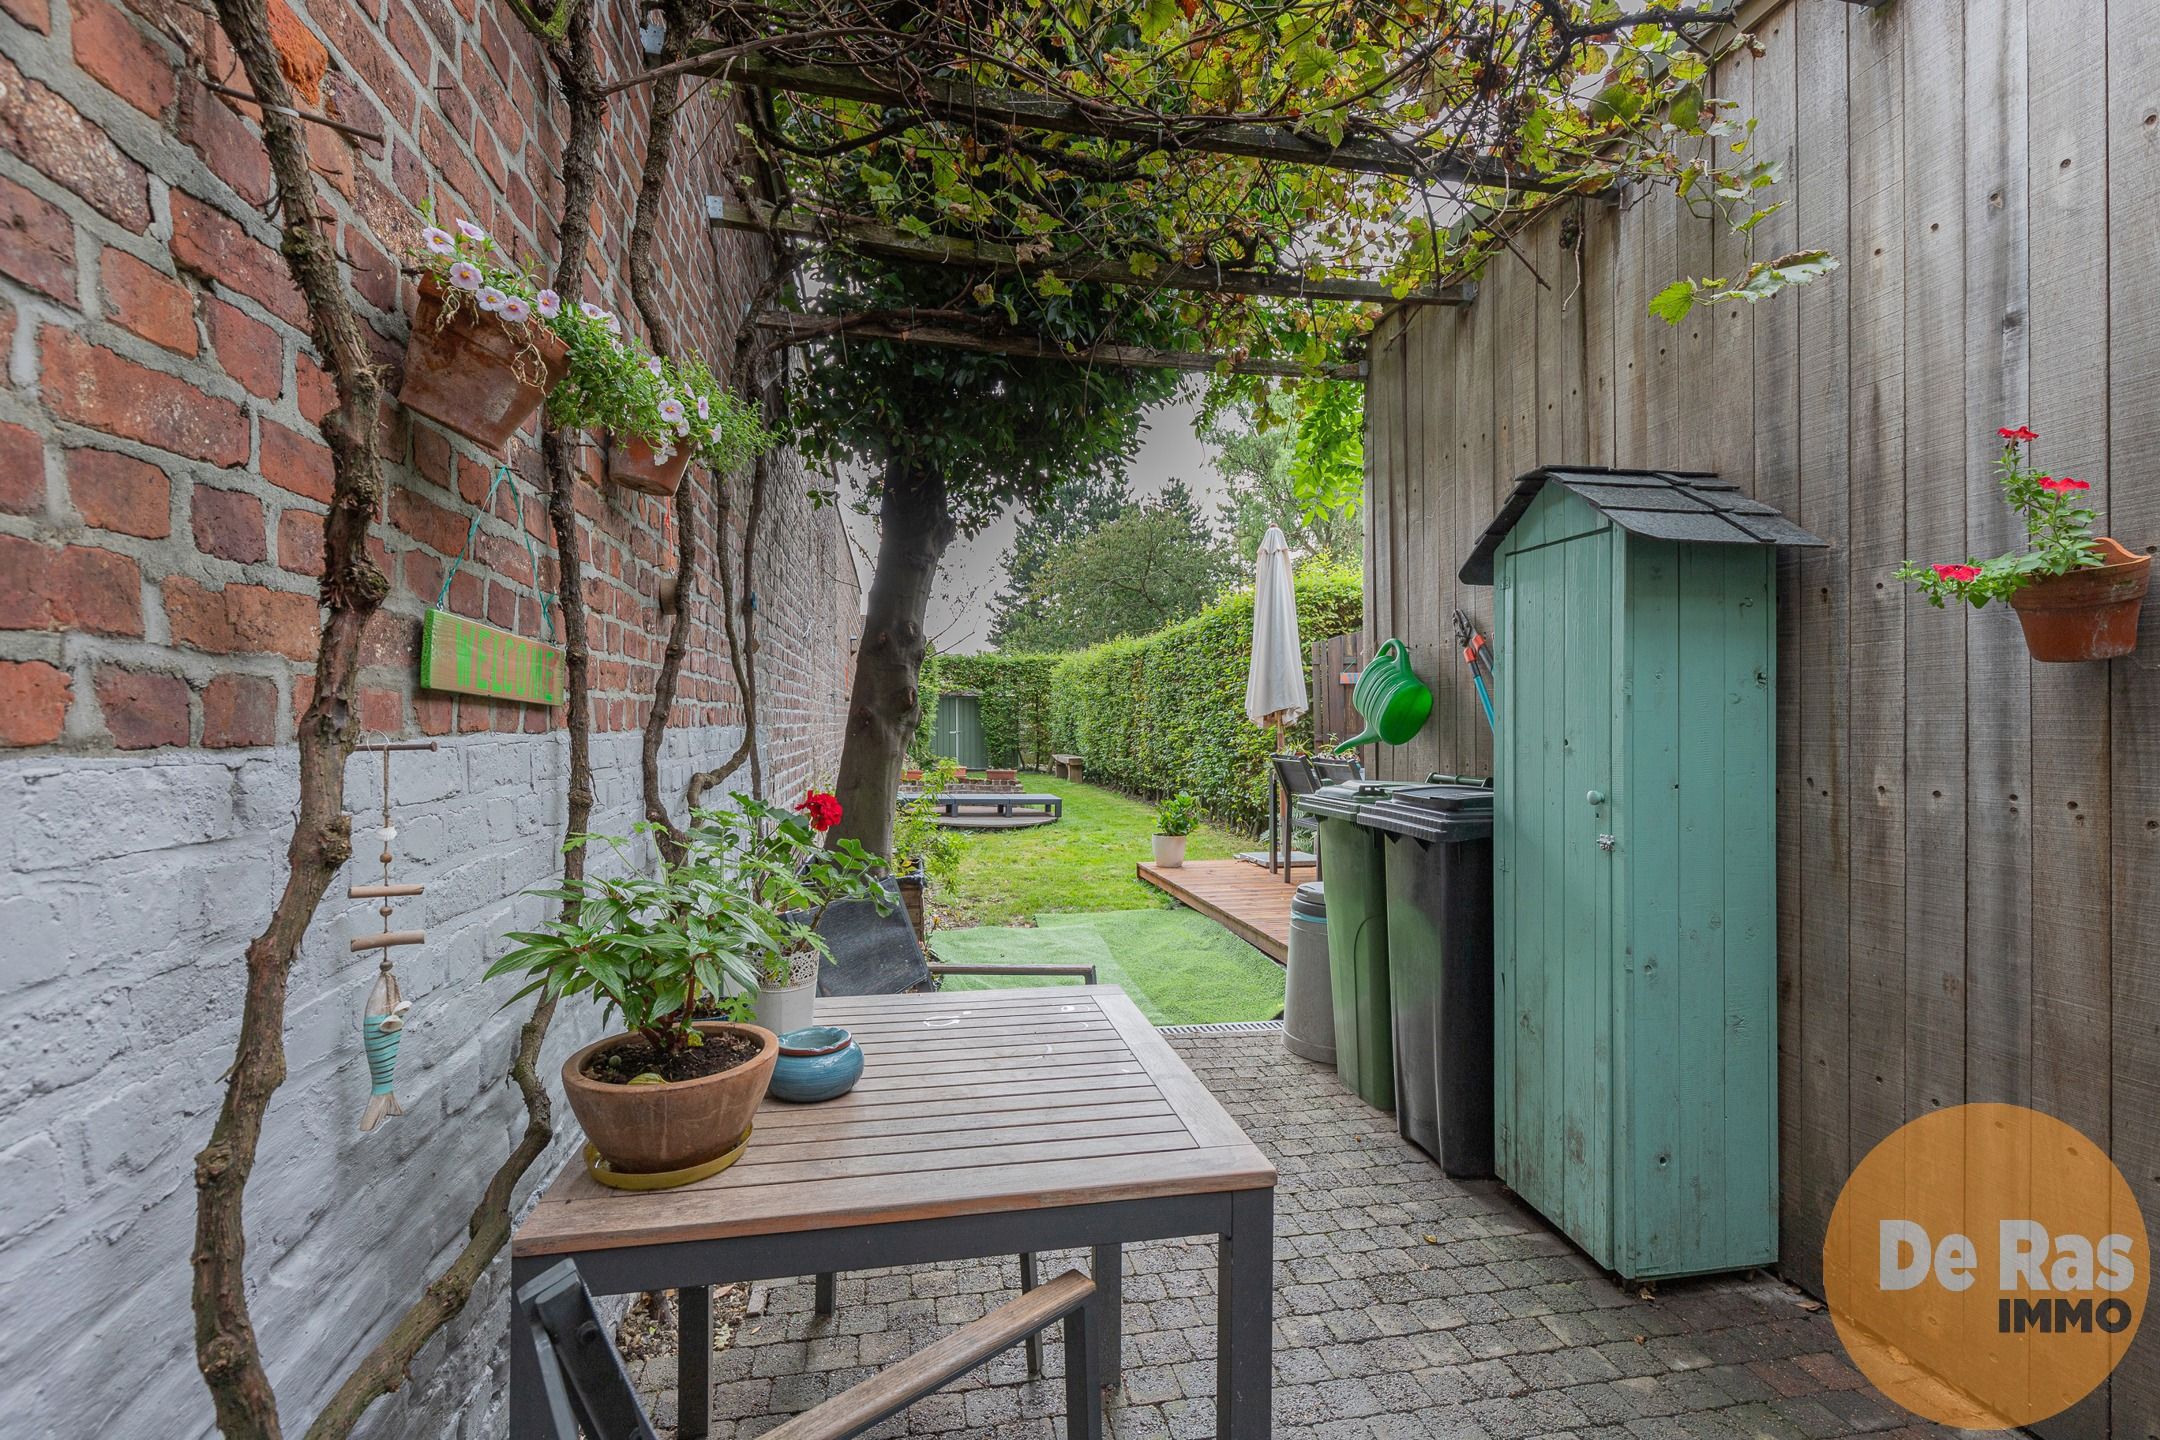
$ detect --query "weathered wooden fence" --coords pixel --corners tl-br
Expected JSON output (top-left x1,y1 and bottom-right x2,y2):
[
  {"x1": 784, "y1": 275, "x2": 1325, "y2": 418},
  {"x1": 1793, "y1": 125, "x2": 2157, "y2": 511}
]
[
  {"x1": 1307, "y1": 631, "x2": 1369, "y2": 756},
  {"x1": 1364, "y1": 1, "x2": 2159, "y2": 1433}
]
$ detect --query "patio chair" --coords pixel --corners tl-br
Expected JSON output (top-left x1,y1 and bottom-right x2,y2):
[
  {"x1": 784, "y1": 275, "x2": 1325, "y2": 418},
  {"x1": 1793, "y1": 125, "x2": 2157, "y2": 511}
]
[
  {"x1": 1268, "y1": 753, "x2": 1322, "y2": 883},
  {"x1": 807, "y1": 884, "x2": 1099, "y2": 1375},
  {"x1": 514, "y1": 1259, "x2": 1101, "y2": 1440},
  {"x1": 1308, "y1": 753, "x2": 1365, "y2": 784}
]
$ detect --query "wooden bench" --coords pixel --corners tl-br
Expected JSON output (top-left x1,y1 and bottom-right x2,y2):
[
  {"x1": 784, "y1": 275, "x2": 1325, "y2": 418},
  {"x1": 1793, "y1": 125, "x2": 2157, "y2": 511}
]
[
  {"x1": 515, "y1": 1261, "x2": 1101, "y2": 1440},
  {"x1": 1049, "y1": 753, "x2": 1084, "y2": 781},
  {"x1": 934, "y1": 791, "x2": 1062, "y2": 820}
]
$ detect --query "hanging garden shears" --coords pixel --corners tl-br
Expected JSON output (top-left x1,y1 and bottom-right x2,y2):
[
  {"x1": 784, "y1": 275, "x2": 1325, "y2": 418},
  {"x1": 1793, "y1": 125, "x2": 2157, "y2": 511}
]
[{"x1": 1452, "y1": 608, "x2": 1496, "y2": 731}]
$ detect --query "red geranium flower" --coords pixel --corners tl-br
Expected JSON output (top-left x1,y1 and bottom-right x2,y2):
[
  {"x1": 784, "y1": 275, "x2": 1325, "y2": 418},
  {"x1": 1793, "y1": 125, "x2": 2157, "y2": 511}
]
[
  {"x1": 796, "y1": 790, "x2": 843, "y2": 832},
  {"x1": 1999, "y1": 425, "x2": 2039, "y2": 443},
  {"x1": 2037, "y1": 476, "x2": 2091, "y2": 492},
  {"x1": 1932, "y1": 563, "x2": 1982, "y2": 583}
]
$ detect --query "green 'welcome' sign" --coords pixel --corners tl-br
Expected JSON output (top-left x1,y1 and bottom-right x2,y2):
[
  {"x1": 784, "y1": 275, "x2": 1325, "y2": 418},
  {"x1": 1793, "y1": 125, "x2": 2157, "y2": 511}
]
[{"x1": 418, "y1": 608, "x2": 564, "y2": 705}]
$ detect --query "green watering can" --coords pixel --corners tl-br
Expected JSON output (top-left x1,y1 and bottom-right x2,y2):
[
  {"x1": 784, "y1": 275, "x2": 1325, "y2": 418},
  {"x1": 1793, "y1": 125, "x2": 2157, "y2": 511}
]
[{"x1": 1336, "y1": 637, "x2": 1434, "y2": 751}]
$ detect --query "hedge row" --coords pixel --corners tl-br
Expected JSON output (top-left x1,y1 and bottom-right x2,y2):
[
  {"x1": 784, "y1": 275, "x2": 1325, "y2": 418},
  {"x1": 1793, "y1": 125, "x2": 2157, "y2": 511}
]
[
  {"x1": 1046, "y1": 561, "x2": 1362, "y2": 833},
  {"x1": 911, "y1": 651, "x2": 1064, "y2": 768}
]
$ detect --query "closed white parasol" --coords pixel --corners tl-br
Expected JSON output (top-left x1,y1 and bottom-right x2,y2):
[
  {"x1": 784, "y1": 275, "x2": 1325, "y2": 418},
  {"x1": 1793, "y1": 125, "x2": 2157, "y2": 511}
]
[{"x1": 1245, "y1": 525, "x2": 1308, "y2": 740}]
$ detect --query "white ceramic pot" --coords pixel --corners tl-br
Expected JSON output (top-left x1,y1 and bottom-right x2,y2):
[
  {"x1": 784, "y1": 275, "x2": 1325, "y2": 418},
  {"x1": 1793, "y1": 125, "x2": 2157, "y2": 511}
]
[
  {"x1": 755, "y1": 976, "x2": 817, "y2": 1037},
  {"x1": 1151, "y1": 833, "x2": 1188, "y2": 868}
]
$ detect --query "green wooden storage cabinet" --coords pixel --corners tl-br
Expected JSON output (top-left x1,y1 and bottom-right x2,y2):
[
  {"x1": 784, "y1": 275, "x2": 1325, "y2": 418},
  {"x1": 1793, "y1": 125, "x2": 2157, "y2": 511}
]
[{"x1": 1461, "y1": 468, "x2": 1823, "y2": 1281}]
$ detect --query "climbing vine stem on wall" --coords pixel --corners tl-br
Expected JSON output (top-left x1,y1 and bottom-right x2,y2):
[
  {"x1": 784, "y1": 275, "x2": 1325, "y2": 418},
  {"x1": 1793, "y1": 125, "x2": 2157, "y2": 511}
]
[
  {"x1": 632, "y1": 0, "x2": 701, "y2": 862},
  {"x1": 189, "y1": 1, "x2": 390, "y2": 1437},
  {"x1": 299, "y1": 5, "x2": 606, "y2": 1437}
]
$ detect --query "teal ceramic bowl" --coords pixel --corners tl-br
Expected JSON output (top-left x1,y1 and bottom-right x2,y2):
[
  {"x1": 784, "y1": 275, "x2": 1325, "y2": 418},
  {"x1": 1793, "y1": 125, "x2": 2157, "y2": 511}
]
[{"x1": 770, "y1": 1026, "x2": 864, "y2": 1103}]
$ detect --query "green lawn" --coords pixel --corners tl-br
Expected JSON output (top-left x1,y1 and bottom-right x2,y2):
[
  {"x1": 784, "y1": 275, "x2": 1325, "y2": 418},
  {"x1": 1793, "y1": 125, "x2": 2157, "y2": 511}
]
[
  {"x1": 926, "y1": 775, "x2": 1285, "y2": 1027},
  {"x1": 935, "y1": 775, "x2": 1246, "y2": 927},
  {"x1": 933, "y1": 910, "x2": 1285, "y2": 1026}
]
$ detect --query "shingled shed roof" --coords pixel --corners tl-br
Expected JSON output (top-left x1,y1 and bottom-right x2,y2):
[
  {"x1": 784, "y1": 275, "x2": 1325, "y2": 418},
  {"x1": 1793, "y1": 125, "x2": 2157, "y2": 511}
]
[{"x1": 1459, "y1": 466, "x2": 1827, "y2": 585}]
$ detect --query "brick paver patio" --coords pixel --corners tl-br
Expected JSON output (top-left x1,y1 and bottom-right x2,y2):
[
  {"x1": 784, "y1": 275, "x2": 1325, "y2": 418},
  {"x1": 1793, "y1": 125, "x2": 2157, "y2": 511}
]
[{"x1": 633, "y1": 1027, "x2": 1956, "y2": 1439}]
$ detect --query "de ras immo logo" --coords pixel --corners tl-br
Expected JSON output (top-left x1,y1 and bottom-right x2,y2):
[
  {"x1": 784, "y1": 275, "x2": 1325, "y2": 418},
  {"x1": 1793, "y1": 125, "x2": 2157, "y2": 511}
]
[{"x1": 1823, "y1": 1104, "x2": 2146, "y2": 1429}]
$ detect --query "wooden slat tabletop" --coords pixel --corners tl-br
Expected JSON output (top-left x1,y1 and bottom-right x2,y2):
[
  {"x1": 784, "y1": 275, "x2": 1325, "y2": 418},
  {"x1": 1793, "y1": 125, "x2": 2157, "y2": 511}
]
[{"x1": 513, "y1": 986, "x2": 1276, "y2": 1257}]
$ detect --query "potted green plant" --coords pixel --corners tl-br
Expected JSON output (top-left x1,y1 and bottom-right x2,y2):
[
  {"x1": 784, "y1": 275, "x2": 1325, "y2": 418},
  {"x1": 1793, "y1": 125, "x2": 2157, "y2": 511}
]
[
  {"x1": 397, "y1": 211, "x2": 569, "y2": 452},
  {"x1": 1898, "y1": 425, "x2": 2151, "y2": 662},
  {"x1": 487, "y1": 791, "x2": 885, "y2": 1177},
  {"x1": 1152, "y1": 793, "x2": 1201, "y2": 869},
  {"x1": 892, "y1": 757, "x2": 964, "y2": 941},
  {"x1": 735, "y1": 789, "x2": 885, "y2": 1035}
]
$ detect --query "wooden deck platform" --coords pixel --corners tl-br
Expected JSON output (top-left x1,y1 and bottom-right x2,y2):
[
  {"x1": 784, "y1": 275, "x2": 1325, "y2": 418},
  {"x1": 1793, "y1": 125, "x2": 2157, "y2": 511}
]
[{"x1": 1135, "y1": 858, "x2": 1314, "y2": 964}]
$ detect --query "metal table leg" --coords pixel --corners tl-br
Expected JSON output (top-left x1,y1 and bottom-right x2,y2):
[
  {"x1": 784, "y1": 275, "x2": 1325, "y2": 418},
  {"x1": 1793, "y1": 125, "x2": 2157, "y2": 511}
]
[
  {"x1": 1018, "y1": 1251, "x2": 1042, "y2": 1376},
  {"x1": 1216, "y1": 1188, "x2": 1274, "y2": 1440},
  {"x1": 508, "y1": 1255, "x2": 548, "y2": 1440},
  {"x1": 1088, "y1": 1243, "x2": 1124, "y2": 1395},
  {"x1": 678, "y1": 1283, "x2": 711, "y2": 1440}
]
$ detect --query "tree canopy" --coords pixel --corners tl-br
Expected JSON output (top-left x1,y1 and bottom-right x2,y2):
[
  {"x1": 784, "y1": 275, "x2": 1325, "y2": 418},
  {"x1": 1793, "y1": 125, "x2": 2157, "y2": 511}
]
[
  {"x1": 995, "y1": 481, "x2": 1237, "y2": 650},
  {"x1": 1209, "y1": 398, "x2": 1364, "y2": 565}
]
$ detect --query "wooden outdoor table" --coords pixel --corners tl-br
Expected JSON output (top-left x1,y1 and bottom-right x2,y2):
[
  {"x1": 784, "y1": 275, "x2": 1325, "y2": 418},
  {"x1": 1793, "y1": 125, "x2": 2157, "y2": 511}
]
[{"x1": 509, "y1": 985, "x2": 1277, "y2": 1438}]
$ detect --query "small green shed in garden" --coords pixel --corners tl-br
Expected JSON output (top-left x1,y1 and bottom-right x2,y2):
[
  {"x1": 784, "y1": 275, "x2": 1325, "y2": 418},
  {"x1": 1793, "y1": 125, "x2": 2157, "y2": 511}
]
[
  {"x1": 931, "y1": 690, "x2": 989, "y2": 771},
  {"x1": 1461, "y1": 467, "x2": 1825, "y2": 1281}
]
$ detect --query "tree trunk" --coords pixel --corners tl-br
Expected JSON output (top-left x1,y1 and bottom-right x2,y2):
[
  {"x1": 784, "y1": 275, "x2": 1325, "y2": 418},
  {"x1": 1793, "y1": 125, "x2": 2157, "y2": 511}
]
[{"x1": 831, "y1": 456, "x2": 955, "y2": 856}]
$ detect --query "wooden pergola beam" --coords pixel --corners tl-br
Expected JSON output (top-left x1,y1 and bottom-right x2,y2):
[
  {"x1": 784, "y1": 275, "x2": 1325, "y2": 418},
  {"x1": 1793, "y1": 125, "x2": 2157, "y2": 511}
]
[
  {"x1": 710, "y1": 197, "x2": 1468, "y2": 307},
  {"x1": 754, "y1": 310, "x2": 1366, "y2": 380},
  {"x1": 719, "y1": 55, "x2": 1583, "y2": 194}
]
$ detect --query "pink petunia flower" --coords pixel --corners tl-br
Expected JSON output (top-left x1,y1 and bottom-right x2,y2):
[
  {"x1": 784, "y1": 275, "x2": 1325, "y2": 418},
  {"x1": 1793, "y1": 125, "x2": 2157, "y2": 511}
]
[
  {"x1": 1932, "y1": 563, "x2": 1982, "y2": 583},
  {"x1": 646, "y1": 356, "x2": 666, "y2": 377},
  {"x1": 498, "y1": 296, "x2": 532, "y2": 324},
  {"x1": 1998, "y1": 424, "x2": 2039, "y2": 444},
  {"x1": 2038, "y1": 476, "x2": 2091, "y2": 492},
  {"x1": 421, "y1": 226, "x2": 455, "y2": 255},
  {"x1": 456, "y1": 218, "x2": 489, "y2": 243},
  {"x1": 658, "y1": 396, "x2": 687, "y2": 426},
  {"x1": 695, "y1": 395, "x2": 711, "y2": 420},
  {"x1": 447, "y1": 261, "x2": 483, "y2": 292},
  {"x1": 477, "y1": 286, "x2": 508, "y2": 312},
  {"x1": 580, "y1": 302, "x2": 609, "y2": 323},
  {"x1": 535, "y1": 289, "x2": 561, "y2": 319}
]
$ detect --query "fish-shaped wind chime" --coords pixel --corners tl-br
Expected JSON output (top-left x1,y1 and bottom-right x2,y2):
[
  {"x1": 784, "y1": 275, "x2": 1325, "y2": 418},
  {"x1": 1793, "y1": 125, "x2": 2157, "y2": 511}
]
[{"x1": 349, "y1": 739, "x2": 437, "y2": 1131}]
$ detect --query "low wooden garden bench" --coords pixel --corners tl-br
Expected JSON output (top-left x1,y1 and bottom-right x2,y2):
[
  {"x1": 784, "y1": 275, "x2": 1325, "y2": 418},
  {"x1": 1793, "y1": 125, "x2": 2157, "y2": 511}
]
[
  {"x1": 934, "y1": 791, "x2": 1062, "y2": 820},
  {"x1": 1049, "y1": 753, "x2": 1084, "y2": 781},
  {"x1": 515, "y1": 1260, "x2": 1102, "y2": 1440}
]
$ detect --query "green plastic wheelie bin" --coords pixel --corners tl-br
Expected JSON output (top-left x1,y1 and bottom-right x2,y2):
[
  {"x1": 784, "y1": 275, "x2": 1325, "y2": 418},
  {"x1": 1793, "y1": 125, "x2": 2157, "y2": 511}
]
[{"x1": 1294, "y1": 780, "x2": 1418, "y2": 1109}]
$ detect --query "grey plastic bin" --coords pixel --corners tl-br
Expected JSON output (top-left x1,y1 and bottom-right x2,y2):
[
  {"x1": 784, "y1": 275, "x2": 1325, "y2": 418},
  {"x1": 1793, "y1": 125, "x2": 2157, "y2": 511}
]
[{"x1": 1283, "y1": 882, "x2": 1334, "y2": 1064}]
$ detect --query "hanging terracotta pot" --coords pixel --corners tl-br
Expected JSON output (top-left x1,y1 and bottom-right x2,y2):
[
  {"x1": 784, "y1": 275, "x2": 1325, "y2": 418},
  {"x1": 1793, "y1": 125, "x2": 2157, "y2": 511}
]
[
  {"x1": 609, "y1": 432, "x2": 692, "y2": 497},
  {"x1": 2008, "y1": 537, "x2": 2152, "y2": 662},
  {"x1": 397, "y1": 276, "x2": 567, "y2": 454}
]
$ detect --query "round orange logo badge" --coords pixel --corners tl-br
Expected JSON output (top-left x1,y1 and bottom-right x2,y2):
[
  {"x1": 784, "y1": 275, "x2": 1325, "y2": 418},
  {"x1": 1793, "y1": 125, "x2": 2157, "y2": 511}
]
[{"x1": 1823, "y1": 1104, "x2": 2146, "y2": 1428}]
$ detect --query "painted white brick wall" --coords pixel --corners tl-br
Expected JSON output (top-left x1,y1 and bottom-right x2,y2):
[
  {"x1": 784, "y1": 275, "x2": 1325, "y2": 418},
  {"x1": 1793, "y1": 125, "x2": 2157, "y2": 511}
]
[{"x1": 0, "y1": 722, "x2": 814, "y2": 1438}]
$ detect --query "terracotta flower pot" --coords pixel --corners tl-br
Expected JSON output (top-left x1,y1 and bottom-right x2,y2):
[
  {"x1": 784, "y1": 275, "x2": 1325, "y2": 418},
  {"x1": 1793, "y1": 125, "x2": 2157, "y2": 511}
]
[
  {"x1": 562, "y1": 1021, "x2": 776, "y2": 1174},
  {"x1": 2008, "y1": 536, "x2": 2152, "y2": 662},
  {"x1": 397, "y1": 275, "x2": 568, "y2": 454},
  {"x1": 609, "y1": 432, "x2": 693, "y2": 497}
]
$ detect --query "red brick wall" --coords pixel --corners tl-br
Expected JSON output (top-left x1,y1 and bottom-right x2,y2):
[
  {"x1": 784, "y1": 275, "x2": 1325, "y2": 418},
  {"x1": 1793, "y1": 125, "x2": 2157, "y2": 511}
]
[{"x1": 0, "y1": 0, "x2": 858, "y2": 772}]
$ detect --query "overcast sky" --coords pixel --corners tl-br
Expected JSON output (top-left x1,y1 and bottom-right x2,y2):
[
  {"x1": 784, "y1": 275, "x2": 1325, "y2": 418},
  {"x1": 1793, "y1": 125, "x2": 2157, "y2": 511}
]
[{"x1": 835, "y1": 387, "x2": 1240, "y2": 654}]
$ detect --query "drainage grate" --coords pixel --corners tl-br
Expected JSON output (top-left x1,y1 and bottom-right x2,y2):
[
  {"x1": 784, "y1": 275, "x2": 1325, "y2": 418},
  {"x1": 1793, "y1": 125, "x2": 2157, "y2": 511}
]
[{"x1": 1157, "y1": 1019, "x2": 1285, "y2": 1037}]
